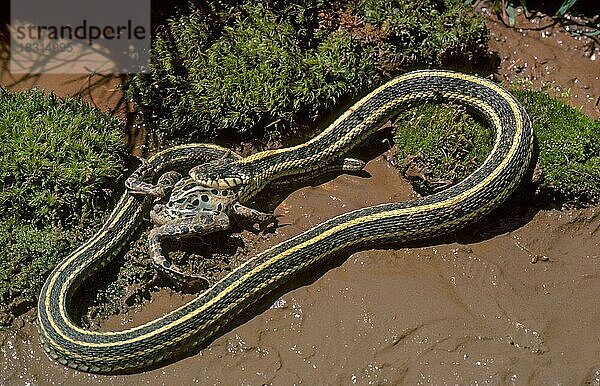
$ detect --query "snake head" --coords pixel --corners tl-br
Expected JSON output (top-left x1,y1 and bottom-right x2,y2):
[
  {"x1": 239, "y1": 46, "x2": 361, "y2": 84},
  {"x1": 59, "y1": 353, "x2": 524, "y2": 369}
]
[{"x1": 189, "y1": 158, "x2": 250, "y2": 189}]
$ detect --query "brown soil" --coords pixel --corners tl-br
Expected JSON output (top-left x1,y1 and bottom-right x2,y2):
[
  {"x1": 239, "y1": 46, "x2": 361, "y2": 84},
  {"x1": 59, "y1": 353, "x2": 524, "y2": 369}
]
[
  {"x1": 479, "y1": 3, "x2": 600, "y2": 119},
  {"x1": 0, "y1": 52, "x2": 130, "y2": 116},
  {"x1": 2, "y1": 5, "x2": 600, "y2": 385}
]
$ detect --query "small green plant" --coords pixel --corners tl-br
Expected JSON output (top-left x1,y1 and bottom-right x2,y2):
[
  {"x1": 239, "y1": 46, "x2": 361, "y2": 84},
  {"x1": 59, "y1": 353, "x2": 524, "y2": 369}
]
[
  {"x1": 467, "y1": 0, "x2": 600, "y2": 36},
  {"x1": 0, "y1": 89, "x2": 124, "y2": 323},
  {"x1": 394, "y1": 90, "x2": 600, "y2": 204},
  {"x1": 128, "y1": 0, "x2": 488, "y2": 144}
]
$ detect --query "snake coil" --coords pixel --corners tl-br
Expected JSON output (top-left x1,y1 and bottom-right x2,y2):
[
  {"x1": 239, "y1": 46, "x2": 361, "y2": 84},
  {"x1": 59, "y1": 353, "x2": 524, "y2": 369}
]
[{"x1": 38, "y1": 70, "x2": 533, "y2": 373}]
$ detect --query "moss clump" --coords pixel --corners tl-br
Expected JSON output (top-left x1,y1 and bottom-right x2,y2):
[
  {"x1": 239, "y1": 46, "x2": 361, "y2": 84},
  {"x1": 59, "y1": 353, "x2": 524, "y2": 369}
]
[
  {"x1": 512, "y1": 90, "x2": 600, "y2": 203},
  {"x1": 128, "y1": 0, "x2": 488, "y2": 143},
  {"x1": 0, "y1": 89, "x2": 124, "y2": 322},
  {"x1": 393, "y1": 104, "x2": 492, "y2": 194},
  {"x1": 347, "y1": 0, "x2": 489, "y2": 67},
  {"x1": 393, "y1": 90, "x2": 600, "y2": 204}
]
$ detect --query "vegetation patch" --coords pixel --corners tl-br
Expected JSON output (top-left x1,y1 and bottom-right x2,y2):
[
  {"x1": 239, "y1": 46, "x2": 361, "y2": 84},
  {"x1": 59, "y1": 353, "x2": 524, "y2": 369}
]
[
  {"x1": 513, "y1": 90, "x2": 600, "y2": 203},
  {"x1": 394, "y1": 90, "x2": 600, "y2": 204},
  {"x1": 0, "y1": 89, "x2": 124, "y2": 324},
  {"x1": 128, "y1": 0, "x2": 488, "y2": 143},
  {"x1": 393, "y1": 104, "x2": 492, "y2": 194}
]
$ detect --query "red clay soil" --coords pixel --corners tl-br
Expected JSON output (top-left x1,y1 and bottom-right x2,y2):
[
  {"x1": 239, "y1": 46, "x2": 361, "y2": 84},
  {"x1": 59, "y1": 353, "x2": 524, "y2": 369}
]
[{"x1": 1, "y1": 6, "x2": 600, "y2": 385}]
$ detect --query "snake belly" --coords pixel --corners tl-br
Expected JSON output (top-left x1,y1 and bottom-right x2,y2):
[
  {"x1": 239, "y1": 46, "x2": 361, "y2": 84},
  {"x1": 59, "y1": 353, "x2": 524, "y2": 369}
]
[{"x1": 37, "y1": 70, "x2": 533, "y2": 373}]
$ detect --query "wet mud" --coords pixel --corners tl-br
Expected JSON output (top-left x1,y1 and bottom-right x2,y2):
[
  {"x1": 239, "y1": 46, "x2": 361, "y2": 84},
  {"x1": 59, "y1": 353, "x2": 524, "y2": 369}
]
[
  {"x1": 478, "y1": 3, "x2": 600, "y2": 119},
  {"x1": 0, "y1": 55, "x2": 130, "y2": 117},
  {"x1": 2, "y1": 4, "x2": 600, "y2": 385},
  {"x1": 2, "y1": 154, "x2": 600, "y2": 385}
]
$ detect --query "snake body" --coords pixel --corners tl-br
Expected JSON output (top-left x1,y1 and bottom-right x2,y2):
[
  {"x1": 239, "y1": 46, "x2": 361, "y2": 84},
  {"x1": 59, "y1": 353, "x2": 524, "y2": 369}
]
[{"x1": 37, "y1": 70, "x2": 533, "y2": 373}]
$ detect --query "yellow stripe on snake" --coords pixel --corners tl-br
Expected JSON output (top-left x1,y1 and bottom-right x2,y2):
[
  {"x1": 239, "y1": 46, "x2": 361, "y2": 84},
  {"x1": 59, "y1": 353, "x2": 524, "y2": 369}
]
[{"x1": 37, "y1": 70, "x2": 533, "y2": 373}]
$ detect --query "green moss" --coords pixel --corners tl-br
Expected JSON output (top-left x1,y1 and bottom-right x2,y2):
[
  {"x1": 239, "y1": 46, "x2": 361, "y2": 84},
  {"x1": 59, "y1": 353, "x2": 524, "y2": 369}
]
[
  {"x1": 0, "y1": 89, "x2": 124, "y2": 322},
  {"x1": 348, "y1": 0, "x2": 489, "y2": 66},
  {"x1": 393, "y1": 90, "x2": 600, "y2": 204},
  {"x1": 512, "y1": 90, "x2": 600, "y2": 203},
  {"x1": 0, "y1": 89, "x2": 124, "y2": 227},
  {"x1": 128, "y1": 0, "x2": 488, "y2": 143},
  {"x1": 393, "y1": 104, "x2": 492, "y2": 194},
  {"x1": 0, "y1": 220, "x2": 80, "y2": 316}
]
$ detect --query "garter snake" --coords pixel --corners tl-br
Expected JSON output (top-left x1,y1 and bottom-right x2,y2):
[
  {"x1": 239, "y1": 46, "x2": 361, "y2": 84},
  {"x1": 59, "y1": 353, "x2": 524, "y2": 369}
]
[{"x1": 37, "y1": 70, "x2": 533, "y2": 373}]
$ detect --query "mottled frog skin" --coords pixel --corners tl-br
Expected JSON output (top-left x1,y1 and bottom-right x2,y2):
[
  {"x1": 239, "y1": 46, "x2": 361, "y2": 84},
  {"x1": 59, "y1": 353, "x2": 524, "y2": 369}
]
[
  {"x1": 150, "y1": 177, "x2": 237, "y2": 226},
  {"x1": 148, "y1": 174, "x2": 276, "y2": 287}
]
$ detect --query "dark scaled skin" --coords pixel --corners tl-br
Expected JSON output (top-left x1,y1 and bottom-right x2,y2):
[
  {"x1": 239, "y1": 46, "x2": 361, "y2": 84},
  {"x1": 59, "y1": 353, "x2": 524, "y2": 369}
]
[{"x1": 189, "y1": 158, "x2": 250, "y2": 190}]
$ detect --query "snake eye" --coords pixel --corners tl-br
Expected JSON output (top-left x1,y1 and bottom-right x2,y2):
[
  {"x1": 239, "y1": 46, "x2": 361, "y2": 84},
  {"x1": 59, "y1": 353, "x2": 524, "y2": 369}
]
[
  {"x1": 222, "y1": 190, "x2": 228, "y2": 196},
  {"x1": 192, "y1": 199, "x2": 200, "y2": 206},
  {"x1": 201, "y1": 194, "x2": 209, "y2": 202},
  {"x1": 211, "y1": 189, "x2": 219, "y2": 195}
]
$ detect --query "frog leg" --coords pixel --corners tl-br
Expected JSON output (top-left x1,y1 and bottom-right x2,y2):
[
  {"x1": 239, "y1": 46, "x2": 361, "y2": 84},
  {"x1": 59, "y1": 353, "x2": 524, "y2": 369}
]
[
  {"x1": 127, "y1": 162, "x2": 183, "y2": 197},
  {"x1": 230, "y1": 202, "x2": 279, "y2": 232},
  {"x1": 148, "y1": 211, "x2": 230, "y2": 288},
  {"x1": 154, "y1": 171, "x2": 183, "y2": 198},
  {"x1": 125, "y1": 157, "x2": 148, "y2": 185},
  {"x1": 125, "y1": 158, "x2": 157, "y2": 195}
]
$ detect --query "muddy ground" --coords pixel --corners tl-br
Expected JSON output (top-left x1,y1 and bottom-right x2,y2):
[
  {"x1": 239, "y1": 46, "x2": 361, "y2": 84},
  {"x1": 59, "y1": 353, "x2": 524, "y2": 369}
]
[{"x1": 1, "y1": 4, "x2": 600, "y2": 385}]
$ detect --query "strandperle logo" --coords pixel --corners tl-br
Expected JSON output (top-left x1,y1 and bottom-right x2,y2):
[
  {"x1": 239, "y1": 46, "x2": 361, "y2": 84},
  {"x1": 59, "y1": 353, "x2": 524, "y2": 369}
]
[
  {"x1": 10, "y1": 0, "x2": 150, "y2": 74},
  {"x1": 14, "y1": 19, "x2": 147, "y2": 46}
]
